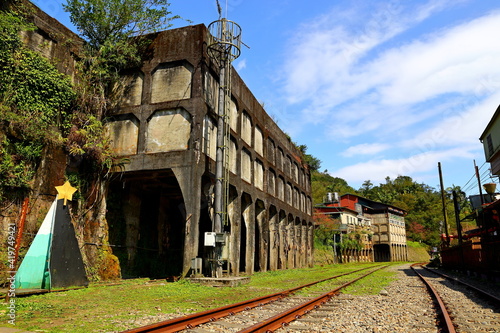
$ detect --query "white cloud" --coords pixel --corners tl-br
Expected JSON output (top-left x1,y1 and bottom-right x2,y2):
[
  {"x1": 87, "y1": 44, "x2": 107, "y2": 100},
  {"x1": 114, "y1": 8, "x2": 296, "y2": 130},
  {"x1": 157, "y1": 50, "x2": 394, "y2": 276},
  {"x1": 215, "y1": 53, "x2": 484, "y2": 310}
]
[
  {"x1": 333, "y1": 147, "x2": 476, "y2": 186},
  {"x1": 282, "y1": 2, "x2": 500, "y2": 142},
  {"x1": 401, "y1": 90, "x2": 500, "y2": 151},
  {"x1": 283, "y1": 0, "x2": 457, "y2": 107},
  {"x1": 276, "y1": 0, "x2": 498, "y2": 188},
  {"x1": 371, "y1": 12, "x2": 500, "y2": 105},
  {"x1": 341, "y1": 143, "x2": 390, "y2": 157},
  {"x1": 235, "y1": 58, "x2": 247, "y2": 71}
]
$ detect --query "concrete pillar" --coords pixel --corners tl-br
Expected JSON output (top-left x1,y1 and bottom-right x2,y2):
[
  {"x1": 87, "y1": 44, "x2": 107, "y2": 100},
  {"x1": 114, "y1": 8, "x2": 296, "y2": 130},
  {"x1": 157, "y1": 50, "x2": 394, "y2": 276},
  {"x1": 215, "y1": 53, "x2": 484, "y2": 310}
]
[
  {"x1": 228, "y1": 189, "x2": 240, "y2": 276},
  {"x1": 269, "y1": 208, "x2": 278, "y2": 271},
  {"x1": 255, "y1": 201, "x2": 268, "y2": 272},
  {"x1": 301, "y1": 223, "x2": 306, "y2": 268},
  {"x1": 278, "y1": 211, "x2": 287, "y2": 269},
  {"x1": 172, "y1": 167, "x2": 202, "y2": 276},
  {"x1": 308, "y1": 223, "x2": 314, "y2": 267},
  {"x1": 287, "y1": 215, "x2": 294, "y2": 269},
  {"x1": 242, "y1": 195, "x2": 255, "y2": 275},
  {"x1": 294, "y1": 219, "x2": 301, "y2": 268}
]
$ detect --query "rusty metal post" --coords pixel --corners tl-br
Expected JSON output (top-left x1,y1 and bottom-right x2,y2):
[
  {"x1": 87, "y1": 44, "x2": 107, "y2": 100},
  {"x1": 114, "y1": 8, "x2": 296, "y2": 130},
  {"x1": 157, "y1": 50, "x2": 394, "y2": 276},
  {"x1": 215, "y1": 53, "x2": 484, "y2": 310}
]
[
  {"x1": 475, "y1": 160, "x2": 484, "y2": 206},
  {"x1": 6, "y1": 197, "x2": 29, "y2": 302},
  {"x1": 452, "y1": 190, "x2": 465, "y2": 269},
  {"x1": 452, "y1": 191, "x2": 463, "y2": 246}
]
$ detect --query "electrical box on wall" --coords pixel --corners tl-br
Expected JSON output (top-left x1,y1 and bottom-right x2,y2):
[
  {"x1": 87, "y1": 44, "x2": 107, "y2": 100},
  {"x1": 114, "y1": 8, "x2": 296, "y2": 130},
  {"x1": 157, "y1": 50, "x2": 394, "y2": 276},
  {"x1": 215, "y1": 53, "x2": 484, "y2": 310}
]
[
  {"x1": 204, "y1": 232, "x2": 227, "y2": 247},
  {"x1": 204, "y1": 232, "x2": 217, "y2": 247}
]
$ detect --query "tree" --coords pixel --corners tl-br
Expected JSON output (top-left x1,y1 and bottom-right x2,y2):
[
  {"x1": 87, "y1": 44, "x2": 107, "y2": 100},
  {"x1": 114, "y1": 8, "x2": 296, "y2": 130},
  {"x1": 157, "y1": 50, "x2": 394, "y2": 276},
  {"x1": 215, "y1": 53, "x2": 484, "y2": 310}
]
[
  {"x1": 326, "y1": 177, "x2": 356, "y2": 196},
  {"x1": 63, "y1": 0, "x2": 181, "y2": 118},
  {"x1": 295, "y1": 144, "x2": 321, "y2": 171},
  {"x1": 64, "y1": 0, "x2": 180, "y2": 48},
  {"x1": 61, "y1": 0, "x2": 182, "y2": 170},
  {"x1": 360, "y1": 180, "x2": 373, "y2": 197}
]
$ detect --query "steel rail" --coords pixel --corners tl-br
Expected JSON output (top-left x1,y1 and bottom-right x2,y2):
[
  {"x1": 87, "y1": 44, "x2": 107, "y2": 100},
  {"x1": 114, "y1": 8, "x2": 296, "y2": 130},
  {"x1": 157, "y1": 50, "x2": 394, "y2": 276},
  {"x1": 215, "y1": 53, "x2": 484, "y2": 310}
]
[
  {"x1": 422, "y1": 265, "x2": 500, "y2": 305},
  {"x1": 411, "y1": 264, "x2": 456, "y2": 333},
  {"x1": 121, "y1": 265, "x2": 383, "y2": 333},
  {"x1": 238, "y1": 265, "x2": 389, "y2": 333}
]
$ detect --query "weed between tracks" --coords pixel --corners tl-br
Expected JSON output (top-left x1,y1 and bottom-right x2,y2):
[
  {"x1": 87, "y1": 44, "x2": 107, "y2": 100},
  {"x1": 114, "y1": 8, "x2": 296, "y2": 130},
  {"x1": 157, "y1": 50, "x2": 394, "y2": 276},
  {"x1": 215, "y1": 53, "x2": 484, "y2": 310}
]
[{"x1": 2, "y1": 263, "x2": 386, "y2": 332}]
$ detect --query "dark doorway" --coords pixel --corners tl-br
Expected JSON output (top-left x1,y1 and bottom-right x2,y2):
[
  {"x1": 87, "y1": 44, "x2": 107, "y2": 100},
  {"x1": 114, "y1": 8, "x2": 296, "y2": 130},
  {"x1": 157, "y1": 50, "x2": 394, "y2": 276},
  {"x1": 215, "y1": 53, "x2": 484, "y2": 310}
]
[
  {"x1": 240, "y1": 193, "x2": 252, "y2": 273},
  {"x1": 373, "y1": 244, "x2": 391, "y2": 262},
  {"x1": 107, "y1": 170, "x2": 185, "y2": 279}
]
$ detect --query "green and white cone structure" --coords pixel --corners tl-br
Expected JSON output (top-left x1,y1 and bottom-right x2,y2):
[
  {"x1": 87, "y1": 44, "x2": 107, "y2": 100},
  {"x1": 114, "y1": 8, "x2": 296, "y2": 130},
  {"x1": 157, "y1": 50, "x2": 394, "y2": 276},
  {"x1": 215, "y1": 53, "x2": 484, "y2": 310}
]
[{"x1": 15, "y1": 182, "x2": 88, "y2": 290}]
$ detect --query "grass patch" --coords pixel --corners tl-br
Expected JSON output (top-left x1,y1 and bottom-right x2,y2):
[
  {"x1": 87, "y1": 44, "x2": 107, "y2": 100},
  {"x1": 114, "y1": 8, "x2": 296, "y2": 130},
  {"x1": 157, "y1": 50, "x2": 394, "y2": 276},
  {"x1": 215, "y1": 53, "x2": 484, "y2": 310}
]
[
  {"x1": 4, "y1": 263, "x2": 386, "y2": 332},
  {"x1": 342, "y1": 265, "x2": 398, "y2": 295},
  {"x1": 407, "y1": 241, "x2": 431, "y2": 262}
]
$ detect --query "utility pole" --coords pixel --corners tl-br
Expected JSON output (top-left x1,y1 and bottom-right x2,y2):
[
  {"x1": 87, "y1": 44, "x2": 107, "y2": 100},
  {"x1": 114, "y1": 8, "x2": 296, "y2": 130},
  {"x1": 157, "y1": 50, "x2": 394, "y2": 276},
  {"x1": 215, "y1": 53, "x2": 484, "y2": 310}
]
[
  {"x1": 438, "y1": 162, "x2": 450, "y2": 247},
  {"x1": 207, "y1": 15, "x2": 241, "y2": 278},
  {"x1": 474, "y1": 160, "x2": 484, "y2": 205}
]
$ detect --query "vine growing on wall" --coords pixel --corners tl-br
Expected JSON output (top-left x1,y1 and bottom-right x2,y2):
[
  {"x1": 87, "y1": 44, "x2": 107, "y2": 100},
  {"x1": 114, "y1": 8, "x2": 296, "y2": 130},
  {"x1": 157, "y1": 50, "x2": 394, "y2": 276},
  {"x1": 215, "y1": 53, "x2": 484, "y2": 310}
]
[{"x1": 0, "y1": 7, "x2": 76, "y2": 201}]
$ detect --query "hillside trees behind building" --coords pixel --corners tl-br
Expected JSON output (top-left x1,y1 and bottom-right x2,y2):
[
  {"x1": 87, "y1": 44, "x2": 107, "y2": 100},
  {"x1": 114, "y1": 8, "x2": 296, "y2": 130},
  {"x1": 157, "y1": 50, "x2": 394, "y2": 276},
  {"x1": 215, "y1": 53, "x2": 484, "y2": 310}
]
[{"x1": 312, "y1": 170, "x2": 470, "y2": 249}]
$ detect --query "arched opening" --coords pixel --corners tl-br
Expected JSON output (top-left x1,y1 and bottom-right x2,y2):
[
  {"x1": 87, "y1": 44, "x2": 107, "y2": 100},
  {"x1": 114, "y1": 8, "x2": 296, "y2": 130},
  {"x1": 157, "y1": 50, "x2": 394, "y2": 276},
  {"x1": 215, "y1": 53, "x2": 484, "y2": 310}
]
[
  {"x1": 107, "y1": 169, "x2": 185, "y2": 279},
  {"x1": 373, "y1": 244, "x2": 391, "y2": 262}
]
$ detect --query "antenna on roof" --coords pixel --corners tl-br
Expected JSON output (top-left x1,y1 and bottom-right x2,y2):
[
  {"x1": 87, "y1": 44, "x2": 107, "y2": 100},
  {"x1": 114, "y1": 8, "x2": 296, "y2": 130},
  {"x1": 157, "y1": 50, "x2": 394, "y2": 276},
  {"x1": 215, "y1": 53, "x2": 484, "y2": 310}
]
[{"x1": 216, "y1": 0, "x2": 222, "y2": 18}]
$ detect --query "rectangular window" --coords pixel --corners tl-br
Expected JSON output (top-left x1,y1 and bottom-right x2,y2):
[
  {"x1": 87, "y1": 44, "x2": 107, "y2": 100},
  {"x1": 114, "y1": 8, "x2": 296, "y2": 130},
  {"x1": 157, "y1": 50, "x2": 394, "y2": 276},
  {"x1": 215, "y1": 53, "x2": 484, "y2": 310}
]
[{"x1": 487, "y1": 134, "x2": 494, "y2": 157}]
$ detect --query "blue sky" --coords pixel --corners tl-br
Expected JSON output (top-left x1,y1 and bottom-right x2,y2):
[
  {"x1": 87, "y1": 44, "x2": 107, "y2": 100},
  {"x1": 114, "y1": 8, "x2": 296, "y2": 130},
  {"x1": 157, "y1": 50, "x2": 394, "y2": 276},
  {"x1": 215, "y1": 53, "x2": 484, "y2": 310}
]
[{"x1": 34, "y1": 0, "x2": 500, "y2": 194}]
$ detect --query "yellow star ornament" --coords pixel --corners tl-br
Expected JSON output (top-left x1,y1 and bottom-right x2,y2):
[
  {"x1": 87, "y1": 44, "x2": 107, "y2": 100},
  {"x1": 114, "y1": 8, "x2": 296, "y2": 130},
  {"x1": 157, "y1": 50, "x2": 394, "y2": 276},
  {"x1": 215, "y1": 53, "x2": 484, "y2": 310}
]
[{"x1": 55, "y1": 181, "x2": 77, "y2": 206}]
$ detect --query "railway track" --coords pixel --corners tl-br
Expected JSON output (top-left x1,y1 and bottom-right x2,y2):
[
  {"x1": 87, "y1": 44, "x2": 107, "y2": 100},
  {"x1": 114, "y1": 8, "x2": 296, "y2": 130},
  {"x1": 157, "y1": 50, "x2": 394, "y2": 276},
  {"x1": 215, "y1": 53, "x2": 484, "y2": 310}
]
[
  {"x1": 122, "y1": 264, "x2": 388, "y2": 333},
  {"x1": 121, "y1": 263, "x2": 500, "y2": 333},
  {"x1": 412, "y1": 264, "x2": 500, "y2": 333}
]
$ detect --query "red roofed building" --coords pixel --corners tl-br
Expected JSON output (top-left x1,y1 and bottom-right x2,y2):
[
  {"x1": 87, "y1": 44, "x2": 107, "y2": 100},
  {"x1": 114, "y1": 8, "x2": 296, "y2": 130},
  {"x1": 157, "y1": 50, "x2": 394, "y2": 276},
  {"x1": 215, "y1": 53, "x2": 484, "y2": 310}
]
[{"x1": 315, "y1": 193, "x2": 407, "y2": 262}]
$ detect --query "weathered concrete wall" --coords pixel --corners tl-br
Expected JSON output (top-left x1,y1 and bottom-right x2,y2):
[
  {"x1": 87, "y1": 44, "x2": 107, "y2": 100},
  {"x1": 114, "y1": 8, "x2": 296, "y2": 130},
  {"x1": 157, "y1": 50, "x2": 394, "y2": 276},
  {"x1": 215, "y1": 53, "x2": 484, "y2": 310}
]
[
  {"x1": 104, "y1": 23, "x2": 315, "y2": 277},
  {"x1": 145, "y1": 109, "x2": 191, "y2": 153},
  {"x1": 151, "y1": 63, "x2": 193, "y2": 103},
  {"x1": 106, "y1": 116, "x2": 140, "y2": 156}
]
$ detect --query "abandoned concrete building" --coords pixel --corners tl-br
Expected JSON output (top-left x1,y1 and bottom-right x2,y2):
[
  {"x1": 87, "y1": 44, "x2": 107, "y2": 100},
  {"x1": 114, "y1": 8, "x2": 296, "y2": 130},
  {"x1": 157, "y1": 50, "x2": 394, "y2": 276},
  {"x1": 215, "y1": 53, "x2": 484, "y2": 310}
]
[
  {"x1": 8, "y1": 1, "x2": 314, "y2": 279},
  {"x1": 105, "y1": 23, "x2": 315, "y2": 278},
  {"x1": 315, "y1": 193, "x2": 408, "y2": 262}
]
